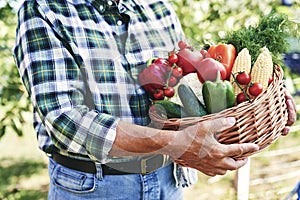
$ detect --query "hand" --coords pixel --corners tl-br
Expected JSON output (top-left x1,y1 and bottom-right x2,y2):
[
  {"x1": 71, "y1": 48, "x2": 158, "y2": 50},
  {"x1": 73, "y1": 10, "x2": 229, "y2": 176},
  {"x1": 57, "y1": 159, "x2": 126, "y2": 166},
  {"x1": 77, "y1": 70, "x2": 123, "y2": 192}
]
[
  {"x1": 282, "y1": 89, "x2": 297, "y2": 135},
  {"x1": 170, "y1": 117, "x2": 259, "y2": 176}
]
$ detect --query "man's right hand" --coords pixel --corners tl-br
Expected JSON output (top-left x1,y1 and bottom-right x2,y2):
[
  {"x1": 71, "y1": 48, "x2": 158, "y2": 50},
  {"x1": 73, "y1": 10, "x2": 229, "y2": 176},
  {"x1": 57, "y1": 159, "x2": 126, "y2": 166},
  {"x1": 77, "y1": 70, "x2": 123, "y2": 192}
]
[
  {"x1": 111, "y1": 116, "x2": 258, "y2": 177},
  {"x1": 169, "y1": 117, "x2": 259, "y2": 176}
]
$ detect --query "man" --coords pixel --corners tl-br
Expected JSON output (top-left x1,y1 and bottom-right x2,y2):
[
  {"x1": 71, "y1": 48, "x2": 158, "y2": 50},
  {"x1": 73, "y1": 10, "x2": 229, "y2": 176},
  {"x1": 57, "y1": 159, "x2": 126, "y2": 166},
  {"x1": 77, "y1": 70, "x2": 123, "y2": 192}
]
[{"x1": 13, "y1": 0, "x2": 296, "y2": 199}]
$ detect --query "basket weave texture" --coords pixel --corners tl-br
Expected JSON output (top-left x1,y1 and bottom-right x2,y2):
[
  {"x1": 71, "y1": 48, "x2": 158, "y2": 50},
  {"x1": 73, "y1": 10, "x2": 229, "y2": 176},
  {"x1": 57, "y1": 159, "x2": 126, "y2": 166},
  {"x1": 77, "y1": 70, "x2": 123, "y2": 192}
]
[{"x1": 149, "y1": 65, "x2": 288, "y2": 157}]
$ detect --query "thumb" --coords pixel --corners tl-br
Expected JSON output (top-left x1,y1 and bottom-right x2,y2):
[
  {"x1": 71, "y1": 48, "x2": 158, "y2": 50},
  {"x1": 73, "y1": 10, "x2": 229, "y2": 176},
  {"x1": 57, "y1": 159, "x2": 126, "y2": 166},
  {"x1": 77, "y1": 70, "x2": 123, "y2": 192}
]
[
  {"x1": 221, "y1": 143, "x2": 260, "y2": 158},
  {"x1": 202, "y1": 117, "x2": 236, "y2": 134}
]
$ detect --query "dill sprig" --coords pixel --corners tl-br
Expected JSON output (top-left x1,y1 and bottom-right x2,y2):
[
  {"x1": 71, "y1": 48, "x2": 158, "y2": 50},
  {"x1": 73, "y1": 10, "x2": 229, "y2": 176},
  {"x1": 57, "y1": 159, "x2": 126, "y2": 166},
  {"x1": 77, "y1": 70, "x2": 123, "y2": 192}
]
[{"x1": 223, "y1": 10, "x2": 293, "y2": 66}]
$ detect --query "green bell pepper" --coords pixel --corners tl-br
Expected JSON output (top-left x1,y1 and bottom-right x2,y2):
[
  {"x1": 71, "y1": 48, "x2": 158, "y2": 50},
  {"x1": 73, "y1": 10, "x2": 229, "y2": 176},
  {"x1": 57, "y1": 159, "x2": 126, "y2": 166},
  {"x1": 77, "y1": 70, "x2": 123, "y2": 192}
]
[{"x1": 202, "y1": 72, "x2": 235, "y2": 114}]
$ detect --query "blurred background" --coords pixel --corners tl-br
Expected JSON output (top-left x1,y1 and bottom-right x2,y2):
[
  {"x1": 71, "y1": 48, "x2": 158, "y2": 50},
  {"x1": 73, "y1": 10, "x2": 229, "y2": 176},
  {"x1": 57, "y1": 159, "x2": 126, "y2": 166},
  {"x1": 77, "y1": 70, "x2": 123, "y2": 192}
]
[{"x1": 0, "y1": 0, "x2": 299, "y2": 199}]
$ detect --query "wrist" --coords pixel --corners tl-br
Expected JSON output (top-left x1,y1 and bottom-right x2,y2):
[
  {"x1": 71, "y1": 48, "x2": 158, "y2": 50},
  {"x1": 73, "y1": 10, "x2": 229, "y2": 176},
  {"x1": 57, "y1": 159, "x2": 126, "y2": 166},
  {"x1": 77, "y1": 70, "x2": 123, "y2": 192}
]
[
  {"x1": 159, "y1": 129, "x2": 187, "y2": 159},
  {"x1": 163, "y1": 124, "x2": 201, "y2": 159},
  {"x1": 110, "y1": 121, "x2": 180, "y2": 157}
]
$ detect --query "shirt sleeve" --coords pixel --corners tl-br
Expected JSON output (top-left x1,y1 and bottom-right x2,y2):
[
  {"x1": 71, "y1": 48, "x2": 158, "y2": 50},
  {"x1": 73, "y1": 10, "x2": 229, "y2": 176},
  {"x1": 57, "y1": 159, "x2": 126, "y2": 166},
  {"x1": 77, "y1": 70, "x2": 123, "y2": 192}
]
[{"x1": 13, "y1": 1, "x2": 118, "y2": 163}]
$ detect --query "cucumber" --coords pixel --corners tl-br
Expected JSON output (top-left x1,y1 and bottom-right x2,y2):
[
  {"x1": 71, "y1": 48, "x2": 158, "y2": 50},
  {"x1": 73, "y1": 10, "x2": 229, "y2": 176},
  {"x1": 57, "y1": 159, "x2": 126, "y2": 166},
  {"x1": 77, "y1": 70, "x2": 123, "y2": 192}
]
[
  {"x1": 178, "y1": 84, "x2": 207, "y2": 117},
  {"x1": 153, "y1": 100, "x2": 188, "y2": 118}
]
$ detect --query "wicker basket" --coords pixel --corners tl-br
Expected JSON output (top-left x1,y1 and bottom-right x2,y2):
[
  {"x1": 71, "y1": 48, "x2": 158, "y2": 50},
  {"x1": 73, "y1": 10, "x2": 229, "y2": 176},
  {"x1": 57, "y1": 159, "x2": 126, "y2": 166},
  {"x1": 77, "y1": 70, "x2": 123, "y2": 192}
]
[{"x1": 149, "y1": 65, "x2": 288, "y2": 157}]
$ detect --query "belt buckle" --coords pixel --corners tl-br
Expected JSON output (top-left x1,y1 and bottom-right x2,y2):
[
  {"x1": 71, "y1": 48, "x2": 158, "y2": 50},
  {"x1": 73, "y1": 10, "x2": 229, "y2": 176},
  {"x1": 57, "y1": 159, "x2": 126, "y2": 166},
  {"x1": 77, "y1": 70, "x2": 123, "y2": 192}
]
[
  {"x1": 141, "y1": 156, "x2": 157, "y2": 175},
  {"x1": 141, "y1": 159, "x2": 147, "y2": 175},
  {"x1": 140, "y1": 155, "x2": 167, "y2": 175}
]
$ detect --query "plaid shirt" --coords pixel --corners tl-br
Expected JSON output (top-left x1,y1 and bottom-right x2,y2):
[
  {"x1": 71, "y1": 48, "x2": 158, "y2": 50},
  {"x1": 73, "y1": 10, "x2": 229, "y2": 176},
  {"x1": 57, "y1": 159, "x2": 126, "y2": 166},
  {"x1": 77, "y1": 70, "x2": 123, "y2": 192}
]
[{"x1": 14, "y1": 0, "x2": 197, "y2": 186}]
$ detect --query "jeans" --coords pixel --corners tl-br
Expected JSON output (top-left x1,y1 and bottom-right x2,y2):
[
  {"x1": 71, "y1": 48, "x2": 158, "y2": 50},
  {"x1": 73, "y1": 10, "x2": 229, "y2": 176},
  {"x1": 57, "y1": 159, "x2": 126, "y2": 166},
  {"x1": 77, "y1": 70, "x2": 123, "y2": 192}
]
[{"x1": 48, "y1": 158, "x2": 183, "y2": 200}]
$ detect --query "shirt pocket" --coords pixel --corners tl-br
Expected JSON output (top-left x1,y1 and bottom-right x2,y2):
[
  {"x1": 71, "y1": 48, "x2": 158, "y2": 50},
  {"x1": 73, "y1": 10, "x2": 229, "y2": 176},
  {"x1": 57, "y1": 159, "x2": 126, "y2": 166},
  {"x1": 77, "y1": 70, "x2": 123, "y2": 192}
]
[{"x1": 50, "y1": 162, "x2": 97, "y2": 194}]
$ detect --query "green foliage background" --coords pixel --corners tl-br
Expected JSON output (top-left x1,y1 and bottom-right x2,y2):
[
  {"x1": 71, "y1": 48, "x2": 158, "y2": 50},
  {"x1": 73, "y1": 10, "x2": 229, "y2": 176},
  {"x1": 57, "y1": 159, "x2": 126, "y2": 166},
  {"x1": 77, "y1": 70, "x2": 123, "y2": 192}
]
[
  {"x1": 0, "y1": 0, "x2": 299, "y2": 138},
  {"x1": 0, "y1": 0, "x2": 31, "y2": 139},
  {"x1": 172, "y1": 0, "x2": 300, "y2": 46}
]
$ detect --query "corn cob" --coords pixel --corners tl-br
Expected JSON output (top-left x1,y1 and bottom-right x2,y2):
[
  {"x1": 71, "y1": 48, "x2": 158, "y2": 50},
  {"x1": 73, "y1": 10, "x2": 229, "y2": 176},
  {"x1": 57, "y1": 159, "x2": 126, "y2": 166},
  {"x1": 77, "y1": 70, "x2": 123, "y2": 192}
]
[
  {"x1": 230, "y1": 48, "x2": 252, "y2": 97},
  {"x1": 250, "y1": 47, "x2": 273, "y2": 91}
]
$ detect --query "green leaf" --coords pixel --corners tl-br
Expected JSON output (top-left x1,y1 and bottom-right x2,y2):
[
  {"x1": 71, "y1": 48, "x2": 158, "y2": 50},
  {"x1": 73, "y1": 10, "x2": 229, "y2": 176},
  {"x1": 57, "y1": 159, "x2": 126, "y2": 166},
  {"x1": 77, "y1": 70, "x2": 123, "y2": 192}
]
[{"x1": 0, "y1": 126, "x2": 6, "y2": 139}]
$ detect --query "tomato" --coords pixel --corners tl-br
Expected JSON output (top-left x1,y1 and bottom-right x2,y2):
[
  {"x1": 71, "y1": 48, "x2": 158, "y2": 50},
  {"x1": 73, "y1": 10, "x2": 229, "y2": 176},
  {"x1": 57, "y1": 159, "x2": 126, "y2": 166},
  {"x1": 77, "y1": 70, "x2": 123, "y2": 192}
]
[
  {"x1": 248, "y1": 82, "x2": 263, "y2": 96},
  {"x1": 208, "y1": 44, "x2": 236, "y2": 80},
  {"x1": 167, "y1": 75, "x2": 178, "y2": 87},
  {"x1": 163, "y1": 87, "x2": 175, "y2": 98},
  {"x1": 153, "y1": 89, "x2": 165, "y2": 100},
  {"x1": 236, "y1": 72, "x2": 251, "y2": 85},
  {"x1": 195, "y1": 58, "x2": 227, "y2": 83},
  {"x1": 172, "y1": 67, "x2": 183, "y2": 78},
  {"x1": 176, "y1": 47, "x2": 204, "y2": 75},
  {"x1": 168, "y1": 53, "x2": 178, "y2": 64},
  {"x1": 153, "y1": 58, "x2": 169, "y2": 68},
  {"x1": 236, "y1": 92, "x2": 247, "y2": 104}
]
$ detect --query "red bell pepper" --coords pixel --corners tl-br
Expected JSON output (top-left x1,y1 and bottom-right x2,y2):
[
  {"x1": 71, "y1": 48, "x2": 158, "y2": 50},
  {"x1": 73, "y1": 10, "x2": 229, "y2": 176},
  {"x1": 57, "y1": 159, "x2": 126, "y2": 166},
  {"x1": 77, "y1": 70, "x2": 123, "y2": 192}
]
[
  {"x1": 176, "y1": 47, "x2": 204, "y2": 75},
  {"x1": 138, "y1": 62, "x2": 167, "y2": 94},
  {"x1": 208, "y1": 44, "x2": 236, "y2": 80},
  {"x1": 195, "y1": 58, "x2": 227, "y2": 83}
]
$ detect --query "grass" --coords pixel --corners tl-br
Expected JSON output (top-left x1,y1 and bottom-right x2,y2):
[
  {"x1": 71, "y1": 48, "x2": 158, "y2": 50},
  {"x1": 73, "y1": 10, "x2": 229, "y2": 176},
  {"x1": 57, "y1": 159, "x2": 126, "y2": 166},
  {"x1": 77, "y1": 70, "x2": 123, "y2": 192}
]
[
  {"x1": 0, "y1": 126, "x2": 49, "y2": 200},
  {"x1": 0, "y1": 158, "x2": 48, "y2": 200}
]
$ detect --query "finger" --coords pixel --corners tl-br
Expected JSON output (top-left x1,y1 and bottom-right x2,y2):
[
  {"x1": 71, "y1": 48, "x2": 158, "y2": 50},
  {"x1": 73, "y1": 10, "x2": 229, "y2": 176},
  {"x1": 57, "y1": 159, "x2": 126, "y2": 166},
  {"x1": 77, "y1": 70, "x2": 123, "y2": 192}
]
[
  {"x1": 220, "y1": 157, "x2": 248, "y2": 171},
  {"x1": 234, "y1": 157, "x2": 249, "y2": 169},
  {"x1": 201, "y1": 168, "x2": 226, "y2": 176},
  {"x1": 285, "y1": 91, "x2": 297, "y2": 114},
  {"x1": 174, "y1": 159, "x2": 189, "y2": 167},
  {"x1": 285, "y1": 91, "x2": 297, "y2": 108},
  {"x1": 206, "y1": 168, "x2": 227, "y2": 176},
  {"x1": 204, "y1": 171, "x2": 217, "y2": 177},
  {"x1": 201, "y1": 117, "x2": 236, "y2": 134},
  {"x1": 221, "y1": 143, "x2": 259, "y2": 157},
  {"x1": 286, "y1": 97, "x2": 297, "y2": 113},
  {"x1": 282, "y1": 126, "x2": 290, "y2": 136},
  {"x1": 286, "y1": 99, "x2": 297, "y2": 126}
]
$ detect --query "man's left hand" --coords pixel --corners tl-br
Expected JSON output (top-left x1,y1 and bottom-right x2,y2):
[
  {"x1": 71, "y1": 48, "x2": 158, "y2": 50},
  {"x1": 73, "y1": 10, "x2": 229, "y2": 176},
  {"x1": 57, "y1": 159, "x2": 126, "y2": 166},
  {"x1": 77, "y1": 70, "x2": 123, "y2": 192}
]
[{"x1": 282, "y1": 89, "x2": 297, "y2": 136}]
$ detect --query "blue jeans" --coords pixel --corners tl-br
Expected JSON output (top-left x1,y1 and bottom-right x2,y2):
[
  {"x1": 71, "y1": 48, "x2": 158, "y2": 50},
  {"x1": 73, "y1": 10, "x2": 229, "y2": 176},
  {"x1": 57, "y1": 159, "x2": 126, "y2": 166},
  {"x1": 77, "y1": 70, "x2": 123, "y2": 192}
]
[{"x1": 48, "y1": 158, "x2": 183, "y2": 200}]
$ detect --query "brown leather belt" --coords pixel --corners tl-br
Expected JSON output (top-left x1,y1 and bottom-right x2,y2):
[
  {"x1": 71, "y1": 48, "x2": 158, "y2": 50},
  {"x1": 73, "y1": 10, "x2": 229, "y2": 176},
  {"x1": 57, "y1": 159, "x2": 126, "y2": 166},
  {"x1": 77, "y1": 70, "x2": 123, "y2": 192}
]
[{"x1": 52, "y1": 153, "x2": 171, "y2": 175}]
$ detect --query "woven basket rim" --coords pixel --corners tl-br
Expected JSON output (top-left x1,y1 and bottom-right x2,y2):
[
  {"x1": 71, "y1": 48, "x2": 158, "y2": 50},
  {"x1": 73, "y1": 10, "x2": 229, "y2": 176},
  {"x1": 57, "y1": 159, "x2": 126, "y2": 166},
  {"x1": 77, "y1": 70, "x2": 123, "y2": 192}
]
[{"x1": 149, "y1": 65, "x2": 288, "y2": 158}]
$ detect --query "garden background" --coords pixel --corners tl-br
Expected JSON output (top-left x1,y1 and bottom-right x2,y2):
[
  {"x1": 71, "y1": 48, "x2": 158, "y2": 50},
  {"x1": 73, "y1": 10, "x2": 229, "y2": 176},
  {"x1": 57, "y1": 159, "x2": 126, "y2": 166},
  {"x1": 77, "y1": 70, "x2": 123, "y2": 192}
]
[{"x1": 0, "y1": 0, "x2": 299, "y2": 199}]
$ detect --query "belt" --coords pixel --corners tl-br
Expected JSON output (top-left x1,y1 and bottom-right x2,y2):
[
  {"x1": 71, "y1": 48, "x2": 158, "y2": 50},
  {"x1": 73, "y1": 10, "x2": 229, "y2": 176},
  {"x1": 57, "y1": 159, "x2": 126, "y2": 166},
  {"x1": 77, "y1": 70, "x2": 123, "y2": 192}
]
[{"x1": 52, "y1": 153, "x2": 171, "y2": 175}]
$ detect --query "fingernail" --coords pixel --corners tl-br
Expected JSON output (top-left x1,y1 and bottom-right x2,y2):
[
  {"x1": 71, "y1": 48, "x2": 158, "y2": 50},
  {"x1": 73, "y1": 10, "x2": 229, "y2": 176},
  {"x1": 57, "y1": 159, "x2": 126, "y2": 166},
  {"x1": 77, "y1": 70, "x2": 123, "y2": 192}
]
[
  {"x1": 253, "y1": 144, "x2": 260, "y2": 151},
  {"x1": 227, "y1": 117, "x2": 236, "y2": 126},
  {"x1": 286, "y1": 99, "x2": 294, "y2": 109}
]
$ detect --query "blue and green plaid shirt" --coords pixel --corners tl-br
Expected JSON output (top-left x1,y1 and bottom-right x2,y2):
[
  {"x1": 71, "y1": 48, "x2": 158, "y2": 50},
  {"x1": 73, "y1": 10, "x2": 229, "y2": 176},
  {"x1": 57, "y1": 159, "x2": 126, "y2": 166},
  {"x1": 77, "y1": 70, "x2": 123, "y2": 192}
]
[{"x1": 14, "y1": 0, "x2": 197, "y2": 186}]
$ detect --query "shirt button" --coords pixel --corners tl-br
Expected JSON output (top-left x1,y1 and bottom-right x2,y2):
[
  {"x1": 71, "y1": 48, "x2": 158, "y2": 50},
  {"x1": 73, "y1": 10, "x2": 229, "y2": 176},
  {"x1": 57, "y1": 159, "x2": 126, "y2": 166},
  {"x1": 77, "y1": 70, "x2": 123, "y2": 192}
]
[
  {"x1": 108, "y1": 1, "x2": 113, "y2": 6},
  {"x1": 99, "y1": 5, "x2": 104, "y2": 11},
  {"x1": 117, "y1": 20, "x2": 123, "y2": 25},
  {"x1": 99, "y1": 3, "x2": 106, "y2": 13}
]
